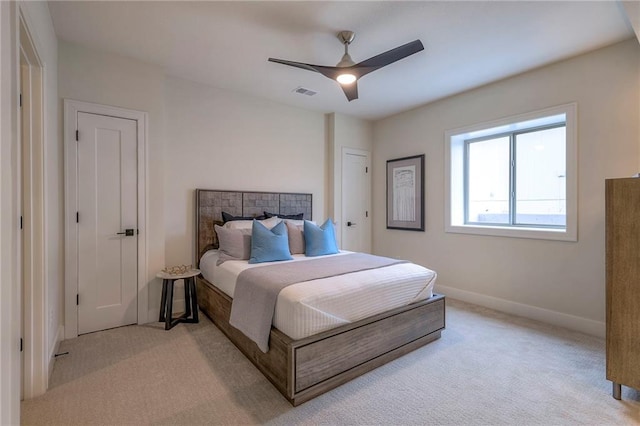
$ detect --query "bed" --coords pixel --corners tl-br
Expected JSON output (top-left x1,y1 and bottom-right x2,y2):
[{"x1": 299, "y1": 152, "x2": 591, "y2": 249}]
[{"x1": 195, "y1": 189, "x2": 445, "y2": 406}]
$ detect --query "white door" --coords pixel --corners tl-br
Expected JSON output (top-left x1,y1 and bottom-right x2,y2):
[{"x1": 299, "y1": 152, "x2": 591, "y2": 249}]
[
  {"x1": 77, "y1": 112, "x2": 138, "y2": 334},
  {"x1": 342, "y1": 150, "x2": 371, "y2": 253}
]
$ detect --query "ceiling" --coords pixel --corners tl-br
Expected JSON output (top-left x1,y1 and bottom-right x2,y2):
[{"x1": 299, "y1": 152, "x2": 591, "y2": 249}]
[{"x1": 48, "y1": 1, "x2": 635, "y2": 121}]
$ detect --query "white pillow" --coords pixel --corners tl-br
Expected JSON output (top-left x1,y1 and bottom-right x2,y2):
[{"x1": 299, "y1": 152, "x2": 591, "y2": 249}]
[
  {"x1": 215, "y1": 225, "x2": 252, "y2": 265},
  {"x1": 224, "y1": 216, "x2": 281, "y2": 230},
  {"x1": 284, "y1": 219, "x2": 315, "y2": 227},
  {"x1": 285, "y1": 221, "x2": 305, "y2": 254}
]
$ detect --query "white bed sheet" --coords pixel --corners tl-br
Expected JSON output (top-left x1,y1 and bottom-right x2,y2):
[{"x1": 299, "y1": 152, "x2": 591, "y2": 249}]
[{"x1": 199, "y1": 250, "x2": 436, "y2": 340}]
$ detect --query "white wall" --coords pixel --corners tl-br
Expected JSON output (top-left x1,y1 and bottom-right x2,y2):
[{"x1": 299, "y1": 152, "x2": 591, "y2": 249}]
[
  {"x1": 163, "y1": 76, "x2": 327, "y2": 272},
  {"x1": 327, "y1": 113, "x2": 373, "y2": 249},
  {"x1": 623, "y1": 2, "x2": 640, "y2": 43},
  {"x1": 58, "y1": 41, "x2": 166, "y2": 322},
  {"x1": 373, "y1": 39, "x2": 640, "y2": 336}
]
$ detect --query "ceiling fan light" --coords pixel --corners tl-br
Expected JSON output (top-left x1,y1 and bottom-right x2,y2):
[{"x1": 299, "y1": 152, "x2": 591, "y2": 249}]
[{"x1": 336, "y1": 73, "x2": 357, "y2": 85}]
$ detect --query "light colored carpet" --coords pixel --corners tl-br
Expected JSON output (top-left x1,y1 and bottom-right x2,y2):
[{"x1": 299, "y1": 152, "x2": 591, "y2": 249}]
[{"x1": 21, "y1": 299, "x2": 640, "y2": 425}]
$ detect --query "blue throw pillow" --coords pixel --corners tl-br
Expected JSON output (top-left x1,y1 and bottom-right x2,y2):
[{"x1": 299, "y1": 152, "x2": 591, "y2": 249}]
[
  {"x1": 249, "y1": 220, "x2": 293, "y2": 264},
  {"x1": 304, "y1": 219, "x2": 339, "y2": 257}
]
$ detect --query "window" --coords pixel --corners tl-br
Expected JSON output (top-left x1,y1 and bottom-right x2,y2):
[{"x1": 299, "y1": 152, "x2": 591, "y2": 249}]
[{"x1": 445, "y1": 104, "x2": 577, "y2": 241}]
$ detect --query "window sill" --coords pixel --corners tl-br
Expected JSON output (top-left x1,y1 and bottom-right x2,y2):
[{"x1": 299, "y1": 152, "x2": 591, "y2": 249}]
[{"x1": 445, "y1": 224, "x2": 577, "y2": 242}]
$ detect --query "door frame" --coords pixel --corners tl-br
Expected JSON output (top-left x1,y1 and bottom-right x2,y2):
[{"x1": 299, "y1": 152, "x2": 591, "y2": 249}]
[
  {"x1": 19, "y1": 9, "x2": 47, "y2": 399},
  {"x1": 341, "y1": 147, "x2": 371, "y2": 253},
  {"x1": 64, "y1": 99, "x2": 148, "y2": 339}
]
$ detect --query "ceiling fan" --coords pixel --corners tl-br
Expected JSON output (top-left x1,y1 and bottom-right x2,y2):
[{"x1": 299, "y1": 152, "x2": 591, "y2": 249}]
[{"x1": 268, "y1": 31, "x2": 424, "y2": 102}]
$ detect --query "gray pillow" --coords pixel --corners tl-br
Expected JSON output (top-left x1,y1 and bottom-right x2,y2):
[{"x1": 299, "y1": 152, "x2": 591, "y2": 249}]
[
  {"x1": 215, "y1": 225, "x2": 252, "y2": 265},
  {"x1": 285, "y1": 220, "x2": 305, "y2": 255}
]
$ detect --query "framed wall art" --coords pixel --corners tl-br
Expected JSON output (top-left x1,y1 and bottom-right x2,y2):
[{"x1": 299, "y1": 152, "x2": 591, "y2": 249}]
[{"x1": 386, "y1": 154, "x2": 425, "y2": 231}]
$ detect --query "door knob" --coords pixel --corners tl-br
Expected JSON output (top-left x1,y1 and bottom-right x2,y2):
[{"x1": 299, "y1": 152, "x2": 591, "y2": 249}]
[
  {"x1": 117, "y1": 229, "x2": 135, "y2": 236},
  {"x1": 347, "y1": 221, "x2": 356, "y2": 227}
]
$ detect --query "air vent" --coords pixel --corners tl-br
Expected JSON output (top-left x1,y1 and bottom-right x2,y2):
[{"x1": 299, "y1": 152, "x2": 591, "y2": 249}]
[{"x1": 293, "y1": 86, "x2": 317, "y2": 96}]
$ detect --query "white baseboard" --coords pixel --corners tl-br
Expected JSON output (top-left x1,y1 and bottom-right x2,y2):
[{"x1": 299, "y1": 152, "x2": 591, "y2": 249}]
[
  {"x1": 48, "y1": 325, "x2": 64, "y2": 384},
  {"x1": 436, "y1": 284, "x2": 605, "y2": 338}
]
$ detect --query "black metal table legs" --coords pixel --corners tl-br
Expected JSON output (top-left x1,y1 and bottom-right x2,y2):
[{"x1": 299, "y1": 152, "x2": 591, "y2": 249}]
[{"x1": 159, "y1": 276, "x2": 199, "y2": 330}]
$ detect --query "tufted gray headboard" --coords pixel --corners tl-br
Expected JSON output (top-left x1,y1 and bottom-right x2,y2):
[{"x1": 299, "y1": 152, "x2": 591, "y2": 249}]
[{"x1": 195, "y1": 189, "x2": 313, "y2": 264}]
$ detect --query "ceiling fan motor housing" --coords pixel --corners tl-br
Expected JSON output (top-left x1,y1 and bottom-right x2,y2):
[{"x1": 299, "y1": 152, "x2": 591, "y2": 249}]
[
  {"x1": 337, "y1": 31, "x2": 356, "y2": 45},
  {"x1": 336, "y1": 31, "x2": 356, "y2": 67}
]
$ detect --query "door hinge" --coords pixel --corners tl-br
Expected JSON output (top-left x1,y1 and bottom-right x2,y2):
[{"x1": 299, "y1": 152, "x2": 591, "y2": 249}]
[
  {"x1": 365, "y1": 167, "x2": 368, "y2": 173},
  {"x1": 20, "y1": 338, "x2": 23, "y2": 352},
  {"x1": 366, "y1": 211, "x2": 369, "y2": 218},
  {"x1": 76, "y1": 294, "x2": 79, "y2": 306},
  {"x1": 76, "y1": 212, "x2": 79, "y2": 223},
  {"x1": 20, "y1": 215, "x2": 23, "y2": 230},
  {"x1": 19, "y1": 94, "x2": 22, "y2": 108},
  {"x1": 75, "y1": 130, "x2": 79, "y2": 141}
]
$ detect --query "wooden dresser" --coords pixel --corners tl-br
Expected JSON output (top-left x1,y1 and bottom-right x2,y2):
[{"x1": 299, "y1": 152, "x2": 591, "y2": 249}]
[{"x1": 606, "y1": 178, "x2": 640, "y2": 400}]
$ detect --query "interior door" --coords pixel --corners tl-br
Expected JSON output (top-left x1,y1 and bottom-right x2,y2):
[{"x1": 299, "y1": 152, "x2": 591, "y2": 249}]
[
  {"x1": 342, "y1": 150, "x2": 371, "y2": 253},
  {"x1": 77, "y1": 112, "x2": 138, "y2": 334}
]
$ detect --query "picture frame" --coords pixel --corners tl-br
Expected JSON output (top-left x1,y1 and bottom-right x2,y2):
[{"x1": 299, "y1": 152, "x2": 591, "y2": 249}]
[{"x1": 386, "y1": 154, "x2": 425, "y2": 231}]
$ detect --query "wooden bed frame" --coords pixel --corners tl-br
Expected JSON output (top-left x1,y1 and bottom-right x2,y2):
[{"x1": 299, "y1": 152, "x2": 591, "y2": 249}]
[{"x1": 194, "y1": 188, "x2": 445, "y2": 406}]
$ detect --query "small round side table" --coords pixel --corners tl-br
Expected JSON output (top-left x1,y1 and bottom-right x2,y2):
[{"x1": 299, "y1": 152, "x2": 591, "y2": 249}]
[{"x1": 157, "y1": 269, "x2": 201, "y2": 330}]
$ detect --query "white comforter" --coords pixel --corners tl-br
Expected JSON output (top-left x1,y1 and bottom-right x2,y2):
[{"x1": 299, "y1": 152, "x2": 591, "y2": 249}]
[{"x1": 199, "y1": 250, "x2": 436, "y2": 340}]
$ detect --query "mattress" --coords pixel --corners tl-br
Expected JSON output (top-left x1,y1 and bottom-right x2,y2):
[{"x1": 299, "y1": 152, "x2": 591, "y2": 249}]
[{"x1": 199, "y1": 250, "x2": 436, "y2": 340}]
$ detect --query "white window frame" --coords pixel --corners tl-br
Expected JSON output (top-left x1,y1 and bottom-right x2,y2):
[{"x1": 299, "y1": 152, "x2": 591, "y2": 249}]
[{"x1": 444, "y1": 103, "x2": 577, "y2": 242}]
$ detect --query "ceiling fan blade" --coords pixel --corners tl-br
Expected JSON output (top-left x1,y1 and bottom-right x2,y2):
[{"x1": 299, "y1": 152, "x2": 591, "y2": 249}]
[
  {"x1": 353, "y1": 39, "x2": 424, "y2": 77},
  {"x1": 268, "y1": 58, "x2": 322, "y2": 74},
  {"x1": 269, "y1": 58, "x2": 347, "y2": 80},
  {"x1": 341, "y1": 82, "x2": 358, "y2": 102}
]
